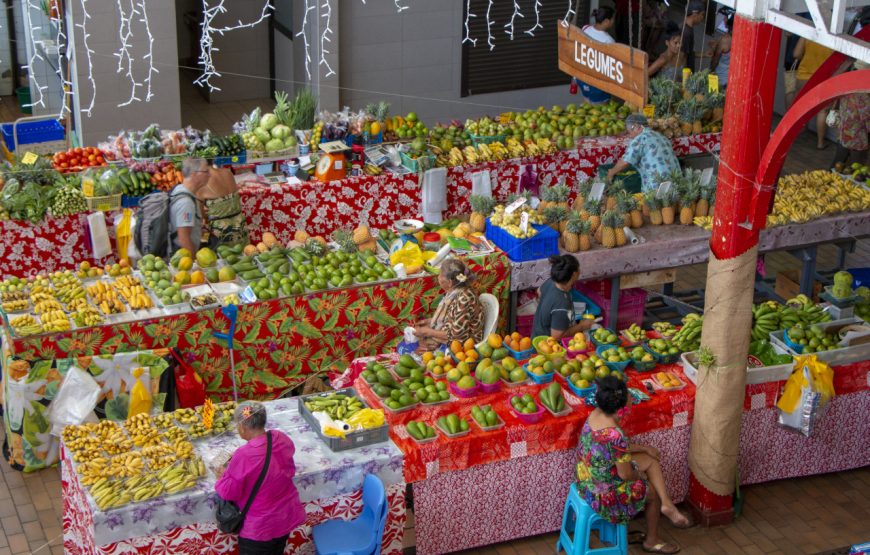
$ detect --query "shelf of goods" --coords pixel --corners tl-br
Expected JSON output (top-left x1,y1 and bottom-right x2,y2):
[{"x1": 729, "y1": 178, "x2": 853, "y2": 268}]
[
  {"x1": 61, "y1": 398, "x2": 407, "y2": 555},
  {"x1": 0, "y1": 248, "x2": 510, "y2": 472}
]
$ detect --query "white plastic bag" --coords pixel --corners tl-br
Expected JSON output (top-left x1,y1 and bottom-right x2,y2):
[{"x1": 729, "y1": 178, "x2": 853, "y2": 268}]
[
  {"x1": 87, "y1": 212, "x2": 111, "y2": 260},
  {"x1": 777, "y1": 365, "x2": 829, "y2": 437},
  {"x1": 47, "y1": 366, "x2": 102, "y2": 437},
  {"x1": 471, "y1": 170, "x2": 492, "y2": 197}
]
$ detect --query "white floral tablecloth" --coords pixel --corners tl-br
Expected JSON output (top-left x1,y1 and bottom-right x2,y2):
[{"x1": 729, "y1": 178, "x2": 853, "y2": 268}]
[{"x1": 62, "y1": 398, "x2": 404, "y2": 546}]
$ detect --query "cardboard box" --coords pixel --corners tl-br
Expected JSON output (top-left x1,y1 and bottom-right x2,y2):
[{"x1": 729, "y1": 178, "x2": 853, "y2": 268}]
[{"x1": 774, "y1": 269, "x2": 822, "y2": 302}]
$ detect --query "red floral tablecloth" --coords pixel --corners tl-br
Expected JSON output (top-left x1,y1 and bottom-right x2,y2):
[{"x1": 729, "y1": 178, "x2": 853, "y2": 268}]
[{"x1": 0, "y1": 134, "x2": 719, "y2": 277}]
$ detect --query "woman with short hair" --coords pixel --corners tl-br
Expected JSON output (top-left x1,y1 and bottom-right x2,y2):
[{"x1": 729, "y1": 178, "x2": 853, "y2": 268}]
[
  {"x1": 531, "y1": 255, "x2": 593, "y2": 340},
  {"x1": 413, "y1": 257, "x2": 485, "y2": 352}
]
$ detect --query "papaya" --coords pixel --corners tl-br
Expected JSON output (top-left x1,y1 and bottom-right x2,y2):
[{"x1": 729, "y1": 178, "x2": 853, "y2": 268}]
[{"x1": 399, "y1": 354, "x2": 417, "y2": 368}]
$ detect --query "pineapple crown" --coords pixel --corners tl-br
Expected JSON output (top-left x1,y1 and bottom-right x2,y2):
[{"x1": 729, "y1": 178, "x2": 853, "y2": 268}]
[
  {"x1": 685, "y1": 70, "x2": 710, "y2": 97},
  {"x1": 577, "y1": 179, "x2": 593, "y2": 199},
  {"x1": 676, "y1": 98, "x2": 706, "y2": 123},
  {"x1": 506, "y1": 190, "x2": 532, "y2": 204},
  {"x1": 542, "y1": 205, "x2": 569, "y2": 223},
  {"x1": 648, "y1": 77, "x2": 683, "y2": 116},
  {"x1": 615, "y1": 190, "x2": 637, "y2": 212},
  {"x1": 274, "y1": 91, "x2": 291, "y2": 127},
  {"x1": 583, "y1": 198, "x2": 602, "y2": 216},
  {"x1": 644, "y1": 190, "x2": 662, "y2": 210},
  {"x1": 469, "y1": 195, "x2": 497, "y2": 216},
  {"x1": 565, "y1": 213, "x2": 585, "y2": 234},
  {"x1": 331, "y1": 229, "x2": 358, "y2": 254},
  {"x1": 705, "y1": 92, "x2": 726, "y2": 109},
  {"x1": 602, "y1": 210, "x2": 622, "y2": 228},
  {"x1": 303, "y1": 237, "x2": 327, "y2": 257}
]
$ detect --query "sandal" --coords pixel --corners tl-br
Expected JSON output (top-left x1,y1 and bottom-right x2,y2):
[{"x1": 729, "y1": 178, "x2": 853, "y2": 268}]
[
  {"x1": 628, "y1": 531, "x2": 646, "y2": 545},
  {"x1": 643, "y1": 542, "x2": 680, "y2": 554}
]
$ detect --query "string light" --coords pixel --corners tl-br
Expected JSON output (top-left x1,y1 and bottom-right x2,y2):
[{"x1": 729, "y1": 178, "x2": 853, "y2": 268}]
[
  {"x1": 563, "y1": 0, "x2": 577, "y2": 25},
  {"x1": 394, "y1": 0, "x2": 408, "y2": 12},
  {"x1": 525, "y1": 0, "x2": 543, "y2": 36},
  {"x1": 22, "y1": 0, "x2": 47, "y2": 109},
  {"x1": 319, "y1": 0, "x2": 335, "y2": 78},
  {"x1": 76, "y1": 0, "x2": 97, "y2": 117},
  {"x1": 462, "y1": 0, "x2": 477, "y2": 46},
  {"x1": 137, "y1": 0, "x2": 158, "y2": 102},
  {"x1": 195, "y1": 0, "x2": 273, "y2": 91},
  {"x1": 296, "y1": 0, "x2": 314, "y2": 81},
  {"x1": 505, "y1": 0, "x2": 524, "y2": 40},
  {"x1": 115, "y1": 0, "x2": 140, "y2": 107},
  {"x1": 485, "y1": 0, "x2": 495, "y2": 50},
  {"x1": 51, "y1": 7, "x2": 73, "y2": 118}
]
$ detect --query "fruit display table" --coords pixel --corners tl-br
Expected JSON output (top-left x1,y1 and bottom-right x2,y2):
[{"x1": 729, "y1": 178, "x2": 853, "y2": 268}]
[
  {"x1": 342, "y1": 354, "x2": 870, "y2": 554},
  {"x1": 61, "y1": 397, "x2": 407, "y2": 555},
  {"x1": 0, "y1": 134, "x2": 720, "y2": 277},
  {"x1": 1, "y1": 250, "x2": 511, "y2": 472}
]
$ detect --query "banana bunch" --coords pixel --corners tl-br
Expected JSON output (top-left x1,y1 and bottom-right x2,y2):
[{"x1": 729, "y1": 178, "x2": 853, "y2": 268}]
[
  {"x1": 621, "y1": 323, "x2": 646, "y2": 344},
  {"x1": 122, "y1": 287, "x2": 153, "y2": 309},
  {"x1": 363, "y1": 163, "x2": 383, "y2": 176},
  {"x1": 536, "y1": 138, "x2": 557, "y2": 154},
  {"x1": 125, "y1": 475, "x2": 165, "y2": 503},
  {"x1": 106, "y1": 453, "x2": 145, "y2": 478},
  {"x1": 505, "y1": 138, "x2": 526, "y2": 158},
  {"x1": 30, "y1": 284, "x2": 54, "y2": 301},
  {"x1": 73, "y1": 306, "x2": 105, "y2": 327},
  {"x1": 87, "y1": 281, "x2": 126, "y2": 314},
  {"x1": 345, "y1": 408, "x2": 386, "y2": 429},
  {"x1": 89, "y1": 478, "x2": 131, "y2": 510},
  {"x1": 487, "y1": 141, "x2": 509, "y2": 160},
  {"x1": 752, "y1": 302, "x2": 783, "y2": 340},
  {"x1": 78, "y1": 457, "x2": 109, "y2": 485},
  {"x1": 188, "y1": 423, "x2": 210, "y2": 438},
  {"x1": 523, "y1": 140, "x2": 540, "y2": 156},
  {"x1": 447, "y1": 147, "x2": 465, "y2": 166},
  {"x1": 49, "y1": 270, "x2": 79, "y2": 286},
  {"x1": 751, "y1": 298, "x2": 831, "y2": 340},
  {"x1": 56, "y1": 281, "x2": 86, "y2": 304},
  {"x1": 476, "y1": 143, "x2": 493, "y2": 162},
  {"x1": 693, "y1": 216, "x2": 713, "y2": 230},
  {"x1": 10, "y1": 314, "x2": 42, "y2": 336},
  {"x1": 672, "y1": 313, "x2": 703, "y2": 352},
  {"x1": 462, "y1": 146, "x2": 479, "y2": 164},
  {"x1": 153, "y1": 412, "x2": 176, "y2": 428},
  {"x1": 141, "y1": 443, "x2": 177, "y2": 469},
  {"x1": 157, "y1": 458, "x2": 206, "y2": 495},
  {"x1": 768, "y1": 171, "x2": 870, "y2": 226},
  {"x1": 33, "y1": 298, "x2": 64, "y2": 314},
  {"x1": 174, "y1": 408, "x2": 199, "y2": 425},
  {"x1": 173, "y1": 438, "x2": 195, "y2": 459},
  {"x1": 102, "y1": 429, "x2": 133, "y2": 455},
  {"x1": 130, "y1": 427, "x2": 161, "y2": 448},
  {"x1": 652, "y1": 321, "x2": 678, "y2": 337},
  {"x1": 125, "y1": 412, "x2": 153, "y2": 430},
  {"x1": 211, "y1": 412, "x2": 232, "y2": 433},
  {"x1": 1, "y1": 290, "x2": 28, "y2": 302},
  {"x1": 41, "y1": 310, "x2": 71, "y2": 332},
  {"x1": 64, "y1": 434, "x2": 103, "y2": 462},
  {"x1": 1, "y1": 299, "x2": 29, "y2": 312}
]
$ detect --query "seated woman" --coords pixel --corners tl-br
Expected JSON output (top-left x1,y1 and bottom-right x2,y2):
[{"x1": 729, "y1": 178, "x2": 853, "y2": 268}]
[
  {"x1": 199, "y1": 165, "x2": 250, "y2": 248},
  {"x1": 576, "y1": 377, "x2": 691, "y2": 554},
  {"x1": 413, "y1": 258, "x2": 485, "y2": 352},
  {"x1": 648, "y1": 22, "x2": 685, "y2": 81},
  {"x1": 532, "y1": 255, "x2": 593, "y2": 340},
  {"x1": 215, "y1": 401, "x2": 305, "y2": 555}
]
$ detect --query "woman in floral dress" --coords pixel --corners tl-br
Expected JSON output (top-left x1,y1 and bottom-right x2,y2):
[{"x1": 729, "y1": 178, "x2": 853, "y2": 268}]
[
  {"x1": 413, "y1": 258, "x2": 484, "y2": 352},
  {"x1": 576, "y1": 376, "x2": 691, "y2": 554},
  {"x1": 831, "y1": 60, "x2": 869, "y2": 170}
]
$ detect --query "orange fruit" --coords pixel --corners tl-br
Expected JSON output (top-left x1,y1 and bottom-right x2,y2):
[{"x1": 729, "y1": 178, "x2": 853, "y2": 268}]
[
  {"x1": 422, "y1": 352, "x2": 433, "y2": 364},
  {"x1": 455, "y1": 351, "x2": 466, "y2": 361},
  {"x1": 519, "y1": 337, "x2": 532, "y2": 350},
  {"x1": 450, "y1": 340, "x2": 463, "y2": 354},
  {"x1": 463, "y1": 338, "x2": 475, "y2": 351}
]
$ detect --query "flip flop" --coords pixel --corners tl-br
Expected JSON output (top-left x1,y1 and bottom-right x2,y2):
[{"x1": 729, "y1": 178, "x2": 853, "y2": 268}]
[
  {"x1": 628, "y1": 531, "x2": 646, "y2": 545},
  {"x1": 643, "y1": 542, "x2": 681, "y2": 554}
]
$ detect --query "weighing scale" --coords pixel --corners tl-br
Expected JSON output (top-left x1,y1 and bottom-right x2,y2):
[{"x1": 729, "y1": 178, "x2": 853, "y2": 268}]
[{"x1": 314, "y1": 140, "x2": 350, "y2": 182}]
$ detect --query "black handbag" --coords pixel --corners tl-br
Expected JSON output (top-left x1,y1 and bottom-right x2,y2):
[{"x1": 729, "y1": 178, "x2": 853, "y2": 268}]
[{"x1": 215, "y1": 431, "x2": 273, "y2": 534}]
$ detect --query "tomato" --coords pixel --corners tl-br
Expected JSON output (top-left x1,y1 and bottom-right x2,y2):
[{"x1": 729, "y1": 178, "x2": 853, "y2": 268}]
[
  {"x1": 74, "y1": 147, "x2": 83, "y2": 155},
  {"x1": 60, "y1": 162, "x2": 68, "y2": 169},
  {"x1": 96, "y1": 155, "x2": 105, "y2": 164}
]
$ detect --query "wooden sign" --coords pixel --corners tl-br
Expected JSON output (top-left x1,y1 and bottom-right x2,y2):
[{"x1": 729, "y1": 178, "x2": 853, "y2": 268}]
[{"x1": 557, "y1": 22, "x2": 648, "y2": 109}]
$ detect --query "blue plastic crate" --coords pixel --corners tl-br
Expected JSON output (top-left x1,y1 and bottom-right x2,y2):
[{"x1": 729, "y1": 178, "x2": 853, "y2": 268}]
[
  {"x1": 485, "y1": 219, "x2": 559, "y2": 262},
  {"x1": 848, "y1": 268, "x2": 870, "y2": 289},
  {"x1": 121, "y1": 195, "x2": 144, "y2": 208},
  {"x1": 214, "y1": 153, "x2": 246, "y2": 166},
  {"x1": 344, "y1": 132, "x2": 383, "y2": 146},
  {"x1": 2, "y1": 119, "x2": 65, "y2": 152}
]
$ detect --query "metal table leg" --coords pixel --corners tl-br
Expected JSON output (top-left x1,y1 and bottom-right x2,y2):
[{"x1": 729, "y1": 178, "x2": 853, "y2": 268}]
[{"x1": 791, "y1": 246, "x2": 817, "y2": 297}]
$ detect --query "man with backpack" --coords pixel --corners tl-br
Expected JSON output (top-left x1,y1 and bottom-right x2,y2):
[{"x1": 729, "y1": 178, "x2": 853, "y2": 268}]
[{"x1": 135, "y1": 158, "x2": 210, "y2": 258}]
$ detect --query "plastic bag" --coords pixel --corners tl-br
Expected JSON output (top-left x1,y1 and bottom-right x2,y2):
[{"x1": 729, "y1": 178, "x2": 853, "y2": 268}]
[
  {"x1": 114, "y1": 209, "x2": 135, "y2": 264},
  {"x1": 128, "y1": 367, "x2": 153, "y2": 418},
  {"x1": 777, "y1": 354, "x2": 835, "y2": 436},
  {"x1": 397, "y1": 326, "x2": 419, "y2": 355},
  {"x1": 389, "y1": 242, "x2": 426, "y2": 274},
  {"x1": 47, "y1": 366, "x2": 102, "y2": 436},
  {"x1": 87, "y1": 212, "x2": 111, "y2": 260},
  {"x1": 173, "y1": 349, "x2": 206, "y2": 408}
]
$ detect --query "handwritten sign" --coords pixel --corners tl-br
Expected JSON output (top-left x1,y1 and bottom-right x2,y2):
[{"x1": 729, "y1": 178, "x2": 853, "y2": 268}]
[
  {"x1": 643, "y1": 105, "x2": 655, "y2": 118},
  {"x1": 201, "y1": 398, "x2": 215, "y2": 429},
  {"x1": 21, "y1": 152, "x2": 38, "y2": 165},
  {"x1": 700, "y1": 167, "x2": 714, "y2": 187},
  {"x1": 708, "y1": 74, "x2": 719, "y2": 93},
  {"x1": 558, "y1": 23, "x2": 648, "y2": 109},
  {"x1": 589, "y1": 181, "x2": 606, "y2": 201},
  {"x1": 656, "y1": 180, "x2": 673, "y2": 199},
  {"x1": 520, "y1": 212, "x2": 530, "y2": 234},
  {"x1": 505, "y1": 196, "x2": 527, "y2": 214}
]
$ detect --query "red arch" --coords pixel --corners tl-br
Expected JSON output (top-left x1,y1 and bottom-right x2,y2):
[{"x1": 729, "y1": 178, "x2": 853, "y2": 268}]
[{"x1": 748, "y1": 70, "x2": 870, "y2": 232}]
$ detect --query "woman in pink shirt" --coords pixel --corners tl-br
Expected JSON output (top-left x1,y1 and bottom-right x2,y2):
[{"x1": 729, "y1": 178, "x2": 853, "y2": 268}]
[{"x1": 215, "y1": 402, "x2": 305, "y2": 555}]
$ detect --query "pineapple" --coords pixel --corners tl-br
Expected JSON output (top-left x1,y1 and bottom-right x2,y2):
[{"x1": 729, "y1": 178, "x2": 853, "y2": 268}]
[
  {"x1": 352, "y1": 225, "x2": 372, "y2": 245},
  {"x1": 539, "y1": 183, "x2": 570, "y2": 210},
  {"x1": 706, "y1": 92, "x2": 726, "y2": 122},
  {"x1": 575, "y1": 180, "x2": 592, "y2": 209},
  {"x1": 645, "y1": 191, "x2": 663, "y2": 225},
  {"x1": 629, "y1": 193, "x2": 644, "y2": 228},
  {"x1": 542, "y1": 205, "x2": 569, "y2": 233},
  {"x1": 469, "y1": 195, "x2": 496, "y2": 232},
  {"x1": 584, "y1": 199, "x2": 602, "y2": 233},
  {"x1": 578, "y1": 220, "x2": 592, "y2": 251},
  {"x1": 660, "y1": 189, "x2": 677, "y2": 225},
  {"x1": 695, "y1": 186, "x2": 711, "y2": 217},
  {"x1": 615, "y1": 191, "x2": 633, "y2": 228},
  {"x1": 679, "y1": 181, "x2": 699, "y2": 225},
  {"x1": 294, "y1": 229, "x2": 310, "y2": 243},
  {"x1": 676, "y1": 99, "x2": 696, "y2": 136},
  {"x1": 685, "y1": 70, "x2": 710, "y2": 103},
  {"x1": 562, "y1": 213, "x2": 583, "y2": 253},
  {"x1": 600, "y1": 210, "x2": 618, "y2": 249},
  {"x1": 332, "y1": 229, "x2": 358, "y2": 254}
]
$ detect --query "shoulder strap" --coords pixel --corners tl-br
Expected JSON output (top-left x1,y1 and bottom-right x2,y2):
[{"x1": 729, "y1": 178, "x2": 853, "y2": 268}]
[{"x1": 239, "y1": 431, "x2": 272, "y2": 519}]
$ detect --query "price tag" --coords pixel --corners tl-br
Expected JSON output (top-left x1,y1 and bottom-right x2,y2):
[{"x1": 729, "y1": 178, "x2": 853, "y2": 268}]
[
  {"x1": 643, "y1": 105, "x2": 656, "y2": 118},
  {"x1": 21, "y1": 152, "x2": 38, "y2": 165},
  {"x1": 201, "y1": 398, "x2": 214, "y2": 429},
  {"x1": 656, "y1": 180, "x2": 672, "y2": 199},
  {"x1": 700, "y1": 167, "x2": 714, "y2": 187},
  {"x1": 505, "y1": 196, "x2": 527, "y2": 214},
  {"x1": 82, "y1": 179, "x2": 94, "y2": 197},
  {"x1": 589, "y1": 181, "x2": 606, "y2": 201},
  {"x1": 708, "y1": 74, "x2": 719, "y2": 93},
  {"x1": 96, "y1": 203, "x2": 110, "y2": 211},
  {"x1": 682, "y1": 68, "x2": 692, "y2": 87},
  {"x1": 520, "y1": 212, "x2": 530, "y2": 234}
]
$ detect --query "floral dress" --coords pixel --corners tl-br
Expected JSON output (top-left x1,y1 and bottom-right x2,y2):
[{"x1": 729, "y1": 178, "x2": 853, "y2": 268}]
[
  {"x1": 576, "y1": 421, "x2": 648, "y2": 524},
  {"x1": 839, "y1": 93, "x2": 870, "y2": 151}
]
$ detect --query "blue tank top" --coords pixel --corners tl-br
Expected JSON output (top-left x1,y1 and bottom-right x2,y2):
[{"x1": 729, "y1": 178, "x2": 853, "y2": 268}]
[{"x1": 715, "y1": 51, "x2": 730, "y2": 87}]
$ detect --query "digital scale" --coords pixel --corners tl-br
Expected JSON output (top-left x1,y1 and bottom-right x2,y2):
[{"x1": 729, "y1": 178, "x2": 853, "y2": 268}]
[{"x1": 314, "y1": 140, "x2": 350, "y2": 182}]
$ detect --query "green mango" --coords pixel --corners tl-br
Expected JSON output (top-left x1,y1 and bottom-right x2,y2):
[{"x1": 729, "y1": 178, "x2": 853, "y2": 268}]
[{"x1": 398, "y1": 354, "x2": 417, "y2": 368}]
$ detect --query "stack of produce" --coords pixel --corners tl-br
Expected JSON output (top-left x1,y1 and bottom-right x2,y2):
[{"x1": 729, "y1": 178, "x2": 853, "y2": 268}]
[
  {"x1": 750, "y1": 296, "x2": 831, "y2": 340},
  {"x1": 671, "y1": 313, "x2": 703, "y2": 352},
  {"x1": 488, "y1": 202, "x2": 545, "y2": 239},
  {"x1": 130, "y1": 124, "x2": 164, "y2": 159},
  {"x1": 1, "y1": 156, "x2": 67, "y2": 223},
  {"x1": 766, "y1": 171, "x2": 870, "y2": 226},
  {"x1": 52, "y1": 146, "x2": 107, "y2": 172}
]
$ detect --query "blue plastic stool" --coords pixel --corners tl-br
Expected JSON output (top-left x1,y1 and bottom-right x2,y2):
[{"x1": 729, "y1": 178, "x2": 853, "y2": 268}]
[
  {"x1": 211, "y1": 304, "x2": 239, "y2": 401},
  {"x1": 556, "y1": 484, "x2": 628, "y2": 555}
]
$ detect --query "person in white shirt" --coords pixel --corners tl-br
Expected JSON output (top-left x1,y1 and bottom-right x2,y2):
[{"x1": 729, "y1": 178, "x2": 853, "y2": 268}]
[{"x1": 577, "y1": 7, "x2": 617, "y2": 105}]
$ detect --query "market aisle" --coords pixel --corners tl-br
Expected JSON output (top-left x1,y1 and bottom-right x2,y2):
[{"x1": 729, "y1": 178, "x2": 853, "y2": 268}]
[{"x1": 454, "y1": 466, "x2": 870, "y2": 555}]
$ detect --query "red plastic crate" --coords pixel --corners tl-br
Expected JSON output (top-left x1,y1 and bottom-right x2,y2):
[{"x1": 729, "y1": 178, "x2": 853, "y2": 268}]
[
  {"x1": 580, "y1": 287, "x2": 647, "y2": 330},
  {"x1": 516, "y1": 314, "x2": 534, "y2": 338},
  {"x1": 576, "y1": 279, "x2": 612, "y2": 298}
]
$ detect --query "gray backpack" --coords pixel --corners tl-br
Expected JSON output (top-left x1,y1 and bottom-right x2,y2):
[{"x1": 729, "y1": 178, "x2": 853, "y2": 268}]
[{"x1": 134, "y1": 190, "x2": 195, "y2": 258}]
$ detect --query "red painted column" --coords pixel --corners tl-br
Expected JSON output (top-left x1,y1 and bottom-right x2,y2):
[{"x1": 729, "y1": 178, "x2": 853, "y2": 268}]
[
  {"x1": 687, "y1": 16, "x2": 781, "y2": 526},
  {"x1": 708, "y1": 16, "x2": 782, "y2": 259}
]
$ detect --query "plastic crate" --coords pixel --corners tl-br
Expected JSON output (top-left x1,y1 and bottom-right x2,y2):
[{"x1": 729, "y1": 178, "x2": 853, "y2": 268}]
[
  {"x1": 344, "y1": 132, "x2": 383, "y2": 146},
  {"x1": 214, "y1": 153, "x2": 247, "y2": 166},
  {"x1": 2, "y1": 119, "x2": 65, "y2": 152},
  {"x1": 400, "y1": 151, "x2": 436, "y2": 172},
  {"x1": 470, "y1": 133, "x2": 506, "y2": 146},
  {"x1": 121, "y1": 195, "x2": 144, "y2": 208},
  {"x1": 579, "y1": 286, "x2": 647, "y2": 330},
  {"x1": 85, "y1": 194, "x2": 122, "y2": 212},
  {"x1": 297, "y1": 387, "x2": 389, "y2": 451},
  {"x1": 485, "y1": 219, "x2": 560, "y2": 262},
  {"x1": 576, "y1": 279, "x2": 611, "y2": 299},
  {"x1": 516, "y1": 314, "x2": 534, "y2": 338}
]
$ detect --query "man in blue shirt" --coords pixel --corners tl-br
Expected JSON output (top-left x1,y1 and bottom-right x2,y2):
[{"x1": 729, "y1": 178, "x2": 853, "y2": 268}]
[{"x1": 606, "y1": 114, "x2": 680, "y2": 191}]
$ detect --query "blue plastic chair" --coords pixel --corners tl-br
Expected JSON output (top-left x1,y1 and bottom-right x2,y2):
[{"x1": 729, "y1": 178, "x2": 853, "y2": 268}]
[
  {"x1": 211, "y1": 304, "x2": 239, "y2": 401},
  {"x1": 312, "y1": 474, "x2": 387, "y2": 555},
  {"x1": 556, "y1": 483, "x2": 628, "y2": 555}
]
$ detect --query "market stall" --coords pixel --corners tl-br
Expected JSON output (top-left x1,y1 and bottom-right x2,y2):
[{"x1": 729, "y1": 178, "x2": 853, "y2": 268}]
[
  {"x1": 61, "y1": 397, "x2": 407, "y2": 555},
  {"x1": 1, "y1": 249, "x2": 511, "y2": 472},
  {"x1": 342, "y1": 353, "x2": 870, "y2": 554}
]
